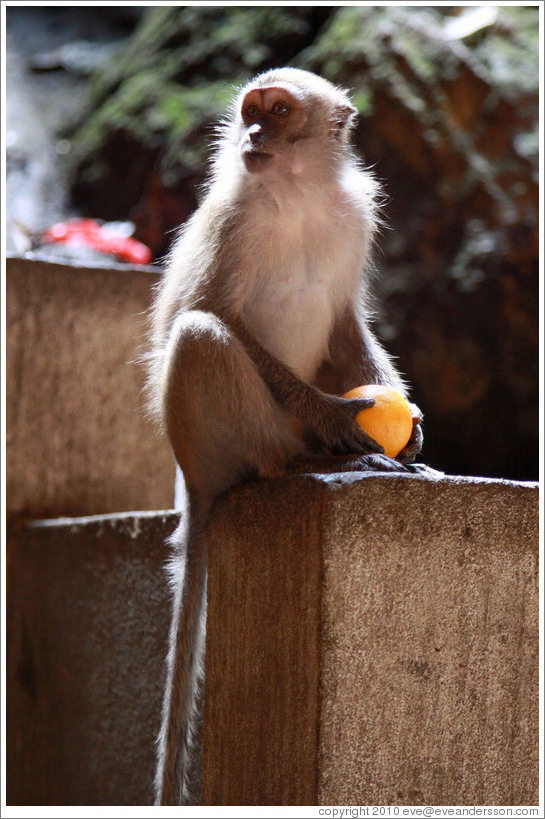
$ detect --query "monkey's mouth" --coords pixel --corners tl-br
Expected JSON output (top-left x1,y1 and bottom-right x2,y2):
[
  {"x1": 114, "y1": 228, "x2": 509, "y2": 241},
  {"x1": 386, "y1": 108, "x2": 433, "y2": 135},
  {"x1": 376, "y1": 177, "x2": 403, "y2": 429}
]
[{"x1": 241, "y1": 145, "x2": 274, "y2": 171}]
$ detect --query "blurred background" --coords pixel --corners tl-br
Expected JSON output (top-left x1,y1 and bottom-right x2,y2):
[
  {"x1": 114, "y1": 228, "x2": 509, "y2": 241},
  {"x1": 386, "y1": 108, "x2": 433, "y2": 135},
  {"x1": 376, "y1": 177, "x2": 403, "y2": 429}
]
[{"x1": 5, "y1": 4, "x2": 540, "y2": 482}]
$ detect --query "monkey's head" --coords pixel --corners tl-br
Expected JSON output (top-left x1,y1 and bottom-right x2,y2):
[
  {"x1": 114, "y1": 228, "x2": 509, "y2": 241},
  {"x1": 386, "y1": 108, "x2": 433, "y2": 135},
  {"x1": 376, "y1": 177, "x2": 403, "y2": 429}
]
[{"x1": 233, "y1": 68, "x2": 358, "y2": 176}]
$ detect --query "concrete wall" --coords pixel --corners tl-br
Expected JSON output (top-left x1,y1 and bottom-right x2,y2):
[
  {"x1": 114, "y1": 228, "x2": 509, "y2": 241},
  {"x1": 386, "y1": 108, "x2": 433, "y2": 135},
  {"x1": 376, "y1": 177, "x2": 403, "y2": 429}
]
[
  {"x1": 6, "y1": 256, "x2": 174, "y2": 518},
  {"x1": 6, "y1": 473, "x2": 539, "y2": 806}
]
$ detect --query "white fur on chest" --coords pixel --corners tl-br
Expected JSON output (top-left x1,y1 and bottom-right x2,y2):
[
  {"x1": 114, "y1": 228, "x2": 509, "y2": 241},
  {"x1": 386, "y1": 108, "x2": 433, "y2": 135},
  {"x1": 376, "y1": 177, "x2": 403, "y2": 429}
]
[{"x1": 238, "y1": 183, "x2": 367, "y2": 380}]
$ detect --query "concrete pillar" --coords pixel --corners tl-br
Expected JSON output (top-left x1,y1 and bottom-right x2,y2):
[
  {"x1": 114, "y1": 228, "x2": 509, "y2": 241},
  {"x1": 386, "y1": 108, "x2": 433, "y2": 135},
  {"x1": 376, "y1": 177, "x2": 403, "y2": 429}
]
[
  {"x1": 203, "y1": 472, "x2": 539, "y2": 806},
  {"x1": 6, "y1": 256, "x2": 174, "y2": 518},
  {"x1": 6, "y1": 511, "x2": 177, "y2": 806}
]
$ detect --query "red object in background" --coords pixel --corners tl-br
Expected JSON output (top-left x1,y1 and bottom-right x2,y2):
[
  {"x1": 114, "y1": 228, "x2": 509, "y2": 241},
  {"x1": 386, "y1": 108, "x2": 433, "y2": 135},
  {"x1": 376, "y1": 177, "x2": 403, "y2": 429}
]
[{"x1": 42, "y1": 218, "x2": 153, "y2": 265}]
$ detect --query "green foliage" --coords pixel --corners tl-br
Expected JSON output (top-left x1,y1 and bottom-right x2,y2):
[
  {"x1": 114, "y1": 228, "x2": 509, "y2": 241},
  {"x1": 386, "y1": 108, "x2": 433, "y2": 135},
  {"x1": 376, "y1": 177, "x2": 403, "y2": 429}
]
[
  {"x1": 301, "y1": 4, "x2": 538, "y2": 114},
  {"x1": 69, "y1": 5, "x2": 322, "y2": 179},
  {"x1": 68, "y1": 4, "x2": 539, "y2": 209}
]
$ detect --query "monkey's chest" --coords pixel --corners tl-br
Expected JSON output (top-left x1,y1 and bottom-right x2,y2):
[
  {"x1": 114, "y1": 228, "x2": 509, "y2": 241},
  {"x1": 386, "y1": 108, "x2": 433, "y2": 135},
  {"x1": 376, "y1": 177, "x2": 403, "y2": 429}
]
[
  {"x1": 238, "y1": 197, "x2": 365, "y2": 379},
  {"x1": 242, "y1": 249, "x2": 349, "y2": 381}
]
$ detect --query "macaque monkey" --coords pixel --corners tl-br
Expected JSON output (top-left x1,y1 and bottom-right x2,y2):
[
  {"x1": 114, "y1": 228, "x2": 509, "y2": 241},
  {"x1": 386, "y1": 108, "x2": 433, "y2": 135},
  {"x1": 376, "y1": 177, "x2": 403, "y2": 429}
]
[{"x1": 147, "y1": 67, "x2": 423, "y2": 805}]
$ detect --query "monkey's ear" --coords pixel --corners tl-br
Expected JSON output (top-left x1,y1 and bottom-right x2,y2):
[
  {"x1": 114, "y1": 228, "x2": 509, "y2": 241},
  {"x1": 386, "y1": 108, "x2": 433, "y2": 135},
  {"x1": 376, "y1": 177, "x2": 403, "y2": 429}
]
[{"x1": 331, "y1": 103, "x2": 358, "y2": 140}]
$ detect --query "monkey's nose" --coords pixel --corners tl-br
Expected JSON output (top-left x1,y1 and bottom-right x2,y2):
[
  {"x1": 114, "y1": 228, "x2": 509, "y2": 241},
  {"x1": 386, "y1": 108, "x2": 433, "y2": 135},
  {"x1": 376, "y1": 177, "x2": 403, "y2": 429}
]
[{"x1": 248, "y1": 123, "x2": 264, "y2": 144}]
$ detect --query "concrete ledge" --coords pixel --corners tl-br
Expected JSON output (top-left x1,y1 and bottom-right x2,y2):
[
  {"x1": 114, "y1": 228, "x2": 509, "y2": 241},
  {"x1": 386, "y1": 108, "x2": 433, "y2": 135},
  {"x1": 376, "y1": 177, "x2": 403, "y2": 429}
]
[
  {"x1": 6, "y1": 256, "x2": 174, "y2": 518},
  {"x1": 7, "y1": 510, "x2": 178, "y2": 806},
  {"x1": 6, "y1": 473, "x2": 539, "y2": 806},
  {"x1": 204, "y1": 472, "x2": 539, "y2": 806}
]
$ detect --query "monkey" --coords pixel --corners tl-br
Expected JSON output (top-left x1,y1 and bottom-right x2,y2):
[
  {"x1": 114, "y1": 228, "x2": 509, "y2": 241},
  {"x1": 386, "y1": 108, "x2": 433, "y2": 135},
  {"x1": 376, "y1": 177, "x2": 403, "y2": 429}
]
[{"x1": 146, "y1": 67, "x2": 423, "y2": 805}]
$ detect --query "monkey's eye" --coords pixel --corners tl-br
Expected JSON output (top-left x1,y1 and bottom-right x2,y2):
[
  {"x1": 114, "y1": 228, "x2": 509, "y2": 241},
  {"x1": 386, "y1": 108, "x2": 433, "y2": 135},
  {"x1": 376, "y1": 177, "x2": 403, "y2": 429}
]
[
  {"x1": 271, "y1": 101, "x2": 290, "y2": 116},
  {"x1": 245, "y1": 103, "x2": 260, "y2": 119}
]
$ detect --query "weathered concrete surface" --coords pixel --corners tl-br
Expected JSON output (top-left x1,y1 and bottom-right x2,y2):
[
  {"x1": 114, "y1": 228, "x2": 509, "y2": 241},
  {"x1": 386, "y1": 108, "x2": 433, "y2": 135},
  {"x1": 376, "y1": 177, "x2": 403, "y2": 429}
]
[
  {"x1": 6, "y1": 255, "x2": 174, "y2": 518},
  {"x1": 204, "y1": 472, "x2": 539, "y2": 806},
  {"x1": 6, "y1": 510, "x2": 178, "y2": 806},
  {"x1": 6, "y1": 473, "x2": 539, "y2": 806}
]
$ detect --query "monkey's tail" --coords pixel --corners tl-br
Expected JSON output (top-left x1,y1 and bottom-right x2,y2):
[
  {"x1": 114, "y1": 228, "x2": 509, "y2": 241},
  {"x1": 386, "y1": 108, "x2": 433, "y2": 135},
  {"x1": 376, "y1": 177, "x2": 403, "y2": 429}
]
[{"x1": 154, "y1": 494, "x2": 210, "y2": 805}]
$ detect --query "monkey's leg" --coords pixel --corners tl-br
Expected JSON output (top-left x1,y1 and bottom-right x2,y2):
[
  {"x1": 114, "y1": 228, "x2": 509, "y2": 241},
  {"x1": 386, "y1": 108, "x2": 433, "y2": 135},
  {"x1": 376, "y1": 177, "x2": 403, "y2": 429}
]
[{"x1": 164, "y1": 309, "x2": 305, "y2": 495}]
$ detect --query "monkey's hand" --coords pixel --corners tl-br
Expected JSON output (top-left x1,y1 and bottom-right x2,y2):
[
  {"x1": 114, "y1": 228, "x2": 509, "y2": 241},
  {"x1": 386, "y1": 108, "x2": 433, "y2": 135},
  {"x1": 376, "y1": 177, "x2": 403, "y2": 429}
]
[
  {"x1": 313, "y1": 393, "x2": 385, "y2": 455},
  {"x1": 397, "y1": 402, "x2": 423, "y2": 465}
]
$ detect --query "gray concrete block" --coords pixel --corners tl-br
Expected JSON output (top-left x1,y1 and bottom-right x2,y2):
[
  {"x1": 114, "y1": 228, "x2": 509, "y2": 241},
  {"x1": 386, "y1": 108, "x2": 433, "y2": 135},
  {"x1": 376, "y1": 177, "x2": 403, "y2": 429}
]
[{"x1": 6, "y1": 256, "x2": 174, "y2": 518}]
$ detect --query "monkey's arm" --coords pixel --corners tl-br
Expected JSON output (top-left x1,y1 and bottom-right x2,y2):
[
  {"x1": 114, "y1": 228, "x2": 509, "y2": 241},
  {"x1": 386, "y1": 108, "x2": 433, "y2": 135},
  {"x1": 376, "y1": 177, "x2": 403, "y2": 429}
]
[
  {"x1": 315, "y1": 306, "x2": 423, "y2": 464},
  {"x1": 313, "y1": 305, "x2": 404, "y2": 393},
  {"x1": 228, "y1": 315, "x2": 384, "y2": 456}
]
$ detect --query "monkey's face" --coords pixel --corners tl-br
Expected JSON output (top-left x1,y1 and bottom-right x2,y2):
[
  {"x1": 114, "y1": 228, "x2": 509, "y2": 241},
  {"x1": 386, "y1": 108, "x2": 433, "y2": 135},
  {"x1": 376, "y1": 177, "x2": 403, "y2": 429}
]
[
  {"x1": 238, "y1": 84, "x2": 310, "y2": 173},
  {"x1": 237, "y1": 78, "x2": 357, "y2": 177}
]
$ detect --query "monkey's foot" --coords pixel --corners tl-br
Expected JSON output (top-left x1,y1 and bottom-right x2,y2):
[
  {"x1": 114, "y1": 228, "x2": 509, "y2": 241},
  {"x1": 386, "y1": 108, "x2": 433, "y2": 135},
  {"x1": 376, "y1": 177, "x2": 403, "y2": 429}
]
[
  {"x1": 402, "y1": 461, "x2": 444, "y2": 478},
  {"x1": 287, "y1": 453, "x2": 443, "y2": 478},
  {"x1": 343, "y1": 453, "x2": 409, "y2": 473}
]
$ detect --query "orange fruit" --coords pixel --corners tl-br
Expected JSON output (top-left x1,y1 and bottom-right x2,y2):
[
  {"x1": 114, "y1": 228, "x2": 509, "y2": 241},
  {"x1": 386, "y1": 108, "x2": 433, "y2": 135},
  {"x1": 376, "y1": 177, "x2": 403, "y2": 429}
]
[{"x1": 343, "y1": 385, "x2": 413, "y2": 459}]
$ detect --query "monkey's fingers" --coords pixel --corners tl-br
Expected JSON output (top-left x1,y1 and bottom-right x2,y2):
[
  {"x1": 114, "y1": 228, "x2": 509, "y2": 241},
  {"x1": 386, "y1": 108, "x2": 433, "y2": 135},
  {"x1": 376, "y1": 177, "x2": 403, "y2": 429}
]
[
  {"x1": 329, "y1": 437, "x2": 383, "y2": 456},
  {"x1": 341, "y1": 396, "x2": 385, "y2": 454},
  {"x1": 344, "y1": 397, "x2": 375, "y2": 413},
  {"x1": 319, "y1": 394, "x2": 384, "y2": 456},
  {"x1": 408, "y1": 402, "x2": 423, "y2": 425},
  {"x1": 329, "y1": 418, "x2": 385, "y2": 456},
  {"x1": 350, "y1": 426, "x2": 385, "y2": 455},
  {"x1": 397, "y1": 421, "x2": 423, "y2": 464}
]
